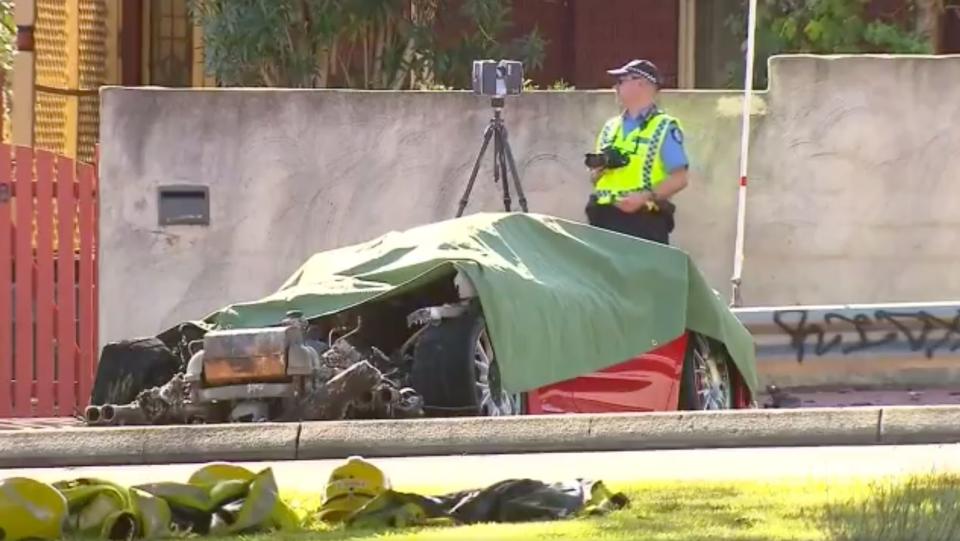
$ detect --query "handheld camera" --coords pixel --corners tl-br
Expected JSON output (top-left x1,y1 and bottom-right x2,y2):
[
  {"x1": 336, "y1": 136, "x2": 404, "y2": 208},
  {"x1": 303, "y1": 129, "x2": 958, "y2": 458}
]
[{"x1": 584, "y1": 147, "x2": 630, "y2": 169}]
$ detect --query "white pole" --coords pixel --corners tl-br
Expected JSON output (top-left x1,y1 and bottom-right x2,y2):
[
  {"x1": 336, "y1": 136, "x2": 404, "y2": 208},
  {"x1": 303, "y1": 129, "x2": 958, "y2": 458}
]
[{"x1": 730, "y1": 0, "x2": 759, "y2": 307}]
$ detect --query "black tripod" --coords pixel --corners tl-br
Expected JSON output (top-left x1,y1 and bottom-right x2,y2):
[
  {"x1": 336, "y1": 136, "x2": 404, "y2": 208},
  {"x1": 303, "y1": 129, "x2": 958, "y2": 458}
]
[{"x1": 456, "y1": 97, "x2": 529, "y2": 218}]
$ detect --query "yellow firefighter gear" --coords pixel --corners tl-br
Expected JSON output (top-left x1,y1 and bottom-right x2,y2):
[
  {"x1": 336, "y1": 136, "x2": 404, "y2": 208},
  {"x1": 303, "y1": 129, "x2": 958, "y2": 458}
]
[
  {"x1": 316, "y1": 456, "x2": 391, "y2": 524},
  {"x1": 16, "y1": 462, "x2": 299, "y2": 540},
  {"x1": 54, "y1": 477, "x2": 163, "y2": 539},
  {"x1": 134, "y1": 463, "x2": 299, "y2": 535},
  {"x1": 0, "y1": 477, "x2": 69, "y2": 541}
]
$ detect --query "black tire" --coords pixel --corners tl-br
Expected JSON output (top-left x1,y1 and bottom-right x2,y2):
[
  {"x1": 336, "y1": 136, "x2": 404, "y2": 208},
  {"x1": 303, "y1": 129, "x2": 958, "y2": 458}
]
[
  {"x1": 409, "y1": 307, "x2": 520, "y2": 417},
  {"x1": 678, "y1": 333, "x2": 734, "y2": 411}
]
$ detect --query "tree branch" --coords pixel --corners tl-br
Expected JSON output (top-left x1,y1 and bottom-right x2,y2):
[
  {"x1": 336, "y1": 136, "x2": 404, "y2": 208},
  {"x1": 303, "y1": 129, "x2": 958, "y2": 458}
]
[
  {"x1": 915, "y1": 0, "x2": 944, "y2": 52},
  {"x1": 340, "y1": 54, "x2": 355, "y2": 88},
  {"x1": 259, "y1": 64, "x2": 276, "y2": 87},
  {"x1": 329, "y1": 39, "x2": 339, "y2": 78},
  {"x1": 362, "y1": 24, "x2": 370, "y2": 88},
  {"x1": 391, "y1": 36, "x2": 417, "y2": 90},
  {"x1": 373, "y1": 17, "x2": 387, "y2": 88},
  {"x1": 315, "y1": 45, "x2": 330, "y2": 88}
]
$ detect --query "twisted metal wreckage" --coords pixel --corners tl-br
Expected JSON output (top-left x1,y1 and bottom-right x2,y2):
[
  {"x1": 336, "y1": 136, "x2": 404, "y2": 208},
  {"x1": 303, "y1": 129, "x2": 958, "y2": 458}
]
[
  {"x1": 83, "y1": 305, "x2": 459, "y2": 426},
  {"x1": 83, "y1": 213, "x2": 763, "y2": 426}
]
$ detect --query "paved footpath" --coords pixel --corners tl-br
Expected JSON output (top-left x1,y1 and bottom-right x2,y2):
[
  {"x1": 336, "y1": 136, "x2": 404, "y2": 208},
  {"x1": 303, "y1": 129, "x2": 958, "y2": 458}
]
[{"x1": 3, "y1": 444, "x2": 960, "y2": 492}]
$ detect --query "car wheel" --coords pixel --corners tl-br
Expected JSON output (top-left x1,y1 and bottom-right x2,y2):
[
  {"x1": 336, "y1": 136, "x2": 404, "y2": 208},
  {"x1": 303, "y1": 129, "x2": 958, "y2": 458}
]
[
  {"x1": 410, "y1": 307, "x2": 522, "y2": 417},
  {"x1": 679, "y1": 333, "x2": 733, "y2": 410}
]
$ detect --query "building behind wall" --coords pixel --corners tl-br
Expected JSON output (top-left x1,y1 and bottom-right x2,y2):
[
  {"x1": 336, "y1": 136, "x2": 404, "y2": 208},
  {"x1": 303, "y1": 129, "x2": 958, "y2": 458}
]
[
  {"x1": 11, "y1": 0, "x2": 960, "y2": 164},
  {"x1": 31, "y1": 0, "x2": 108, "y2": 164},
  {"x1": 13, "y1": 0, "x2": 210, "y2": 164}
]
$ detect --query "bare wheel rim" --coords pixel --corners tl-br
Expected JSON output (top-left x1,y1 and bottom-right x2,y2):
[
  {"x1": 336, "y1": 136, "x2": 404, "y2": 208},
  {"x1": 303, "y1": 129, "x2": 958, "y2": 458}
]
[
  {"x1": 692, "y1": 334, "x2": 732, "y2": 410},
  {"x1": 474, "y1": 325, "x2": 520, "y2": 416}
]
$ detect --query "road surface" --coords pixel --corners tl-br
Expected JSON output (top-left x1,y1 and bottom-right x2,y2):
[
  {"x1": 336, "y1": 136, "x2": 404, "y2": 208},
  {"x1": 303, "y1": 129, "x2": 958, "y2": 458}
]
[{"x1": 3, "y1": 444, "x2": 959, "y2": 492}]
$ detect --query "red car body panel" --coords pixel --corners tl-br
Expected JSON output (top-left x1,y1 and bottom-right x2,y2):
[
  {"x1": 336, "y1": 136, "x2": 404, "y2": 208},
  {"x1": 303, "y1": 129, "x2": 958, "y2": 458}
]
[
  {"x1": 526, "y1": 331, "x2": 751, "y2": 414},
  {"x1": 569, "y1": 333, "x2": 689, "y2": 413}
]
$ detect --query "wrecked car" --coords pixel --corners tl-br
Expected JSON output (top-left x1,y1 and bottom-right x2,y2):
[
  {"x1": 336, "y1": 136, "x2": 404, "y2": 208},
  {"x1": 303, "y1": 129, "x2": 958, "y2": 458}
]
[{"x1": 86, "y1": 212, "x2": 758, "y2": 426}]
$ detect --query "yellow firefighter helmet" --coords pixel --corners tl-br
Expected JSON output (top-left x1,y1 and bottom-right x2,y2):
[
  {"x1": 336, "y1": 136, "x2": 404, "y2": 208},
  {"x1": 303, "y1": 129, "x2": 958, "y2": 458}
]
[
  {"x1": 316, "y1": 456, "x2": 390, "y2": 524},
  {"x1": 0, "y1": 477, "x2": 68, "y2": 541}
]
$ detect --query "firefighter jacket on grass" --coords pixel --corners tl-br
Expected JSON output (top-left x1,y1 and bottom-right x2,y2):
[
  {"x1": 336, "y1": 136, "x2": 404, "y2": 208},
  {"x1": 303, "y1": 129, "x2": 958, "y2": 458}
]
[
  {"x1": 0, "y1": 463, "x2": 298, "y2": 540},
  {"x1": 0, "y1": 457, "x2": 628, "y2": 539}
]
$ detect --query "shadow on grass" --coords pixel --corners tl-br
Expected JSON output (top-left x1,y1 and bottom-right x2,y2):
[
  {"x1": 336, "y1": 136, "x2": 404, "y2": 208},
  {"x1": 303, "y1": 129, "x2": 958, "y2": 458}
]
[
  {"x1": 604, "y1": 485, "x2": 791, "y2": 541},
  {"x1": 810, "y1": 473, "x2": 960, "y2": 541},
  {"x1": 253, "y1": 486, "x2": 759, "y2": 541},
  {"x1": 274, "y1": 481, "x2": 936, "y2": 541}
]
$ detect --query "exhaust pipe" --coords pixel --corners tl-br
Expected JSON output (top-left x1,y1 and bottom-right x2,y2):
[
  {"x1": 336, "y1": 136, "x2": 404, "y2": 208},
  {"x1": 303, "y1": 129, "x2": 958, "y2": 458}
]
[
  {"x1": 101, "y1": 404, "x2": 116, "y2": 424},
  {"x1": 103, "y1": 404, "x2": 148, "y2": 425},
  {"x1": 83, "y1": 403, "x2": 148, "y2": 426},
  {"x1": 84, "y1": 405, "x2": 102, "y2": 425}
]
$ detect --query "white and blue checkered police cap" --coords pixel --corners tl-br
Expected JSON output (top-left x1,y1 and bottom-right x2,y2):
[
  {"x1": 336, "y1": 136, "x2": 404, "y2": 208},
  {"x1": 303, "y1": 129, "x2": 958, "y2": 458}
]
[{"x1": 606, "y1": 59, "x2": 660, "y2": 86}]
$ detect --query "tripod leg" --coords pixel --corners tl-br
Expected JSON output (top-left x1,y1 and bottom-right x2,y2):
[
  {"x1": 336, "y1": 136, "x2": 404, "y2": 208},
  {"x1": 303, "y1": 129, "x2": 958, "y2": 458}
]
[
  {"x1": 495, "y1": 128, "x2": 512, "y2": 212},
  {"x1": 457, "y1": 124, "x2": 495, "y2": 218},
  {"x1": 501, "y1": 128, "x2": 528, "y2": 213}
]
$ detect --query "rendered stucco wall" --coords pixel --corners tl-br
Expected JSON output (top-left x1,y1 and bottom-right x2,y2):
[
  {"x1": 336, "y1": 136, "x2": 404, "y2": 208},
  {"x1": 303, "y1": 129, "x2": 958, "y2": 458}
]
[
  {"x1": 745, "y1": 55, "x2": 960, "y2": 306},
  {"x1": 98, "y1": 55, "x2": 960, "y2": 346}
]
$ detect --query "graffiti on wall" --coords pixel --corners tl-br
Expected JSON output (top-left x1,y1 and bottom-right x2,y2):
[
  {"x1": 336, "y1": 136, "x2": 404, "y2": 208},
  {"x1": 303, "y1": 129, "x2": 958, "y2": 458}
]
[{"x1": 772, "y1": 309, "x2": 960, "y2": 363}]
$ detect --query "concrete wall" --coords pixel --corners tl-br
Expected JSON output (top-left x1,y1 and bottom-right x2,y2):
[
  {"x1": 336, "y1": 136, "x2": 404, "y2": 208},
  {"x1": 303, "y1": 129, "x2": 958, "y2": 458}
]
[
  {"x1": 746, "y1": 55, "x2": 960, "y2": 307},
  {"x1": 99, "y1": 55, "x2": 960, "y2": 345}
]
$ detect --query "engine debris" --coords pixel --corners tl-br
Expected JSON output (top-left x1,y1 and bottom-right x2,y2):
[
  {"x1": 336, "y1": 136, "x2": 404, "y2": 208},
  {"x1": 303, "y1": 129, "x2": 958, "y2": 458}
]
[{"x1": 85, "y1": 317, "x2": 425, "y2": 426}]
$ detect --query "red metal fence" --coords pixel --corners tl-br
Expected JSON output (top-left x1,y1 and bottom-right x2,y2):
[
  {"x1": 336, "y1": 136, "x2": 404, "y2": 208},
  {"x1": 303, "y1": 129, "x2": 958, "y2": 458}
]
[{"x1": 0, "y1": 143, "x2": 98, "y2": 418}]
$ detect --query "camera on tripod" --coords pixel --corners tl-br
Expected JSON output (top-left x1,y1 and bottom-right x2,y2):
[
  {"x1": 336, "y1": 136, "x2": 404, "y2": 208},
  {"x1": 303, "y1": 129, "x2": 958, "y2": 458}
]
[
  {"x1": 584, "y1": 146, "x2": 630, "y2": 169},
  {"x1": 472, "y1": 60, "x2": 524, "y2": 98},
  {"x1": 456, "y1": 59, "x2": 528, "y2": 218}
]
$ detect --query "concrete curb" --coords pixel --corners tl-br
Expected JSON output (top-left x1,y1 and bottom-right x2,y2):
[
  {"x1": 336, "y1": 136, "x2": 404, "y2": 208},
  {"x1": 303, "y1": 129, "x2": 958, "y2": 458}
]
[
  {"x1": 0, "y1": 423, "x2": 299, "y2": 468},
  {"x1": 880, "y1": 405, "x2": 960, "y2": 445},
  {"x1": 295, "y1": 407, "x2": 883, "y2": 459},
  {"x1": 2, "y1": 406, "x2": 960, "y2": 469}
]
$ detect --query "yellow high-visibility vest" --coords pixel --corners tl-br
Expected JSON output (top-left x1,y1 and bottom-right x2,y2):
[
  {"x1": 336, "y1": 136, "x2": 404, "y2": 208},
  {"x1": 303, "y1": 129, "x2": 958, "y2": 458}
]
[{"x1": 593, "y1": 111, "x2": 681, "y2": 205}]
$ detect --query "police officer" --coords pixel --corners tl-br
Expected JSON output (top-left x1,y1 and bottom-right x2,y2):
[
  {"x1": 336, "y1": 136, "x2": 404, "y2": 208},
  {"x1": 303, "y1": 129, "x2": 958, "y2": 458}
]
[{"x1": 585, "y1": 59, "x2": 689, "y2": 245}]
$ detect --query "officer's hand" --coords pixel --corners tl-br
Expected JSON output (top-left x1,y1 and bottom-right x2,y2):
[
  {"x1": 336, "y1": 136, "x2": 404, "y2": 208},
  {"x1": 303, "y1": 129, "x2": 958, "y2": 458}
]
[{"x1": 615, "y1": 192, "x2": 651, "y2": 213}]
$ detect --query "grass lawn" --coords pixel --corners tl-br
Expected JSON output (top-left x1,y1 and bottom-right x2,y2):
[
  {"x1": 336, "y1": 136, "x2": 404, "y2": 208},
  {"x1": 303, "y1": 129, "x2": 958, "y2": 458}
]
[{"x1": 256, "y1": 473, "x2": 960, "y2": 541}]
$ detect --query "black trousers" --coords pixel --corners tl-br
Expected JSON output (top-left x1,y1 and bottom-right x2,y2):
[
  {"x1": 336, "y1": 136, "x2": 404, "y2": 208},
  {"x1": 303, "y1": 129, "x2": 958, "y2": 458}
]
[{"x1": 585, "y1": 197, "x2": 674, "y2": 245}]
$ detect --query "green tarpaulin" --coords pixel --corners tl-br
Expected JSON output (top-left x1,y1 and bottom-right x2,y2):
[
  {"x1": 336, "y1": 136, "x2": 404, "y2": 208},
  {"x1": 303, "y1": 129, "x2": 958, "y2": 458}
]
[{"x1": 173, "y1": 212, "x2": 757, "y2": 396}]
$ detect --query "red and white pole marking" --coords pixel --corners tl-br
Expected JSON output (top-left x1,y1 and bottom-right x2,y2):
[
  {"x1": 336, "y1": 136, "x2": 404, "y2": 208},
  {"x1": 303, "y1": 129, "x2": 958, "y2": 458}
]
[{"x1": 731, "y1": 0, "x2": 759, "y2": 307}]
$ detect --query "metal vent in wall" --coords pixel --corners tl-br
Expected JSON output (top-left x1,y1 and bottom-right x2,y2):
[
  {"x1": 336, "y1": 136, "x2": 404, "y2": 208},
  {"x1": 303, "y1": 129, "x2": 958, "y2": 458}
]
[{"x1": 158, "y1": 185, "x2": 210, "y2": 226}]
